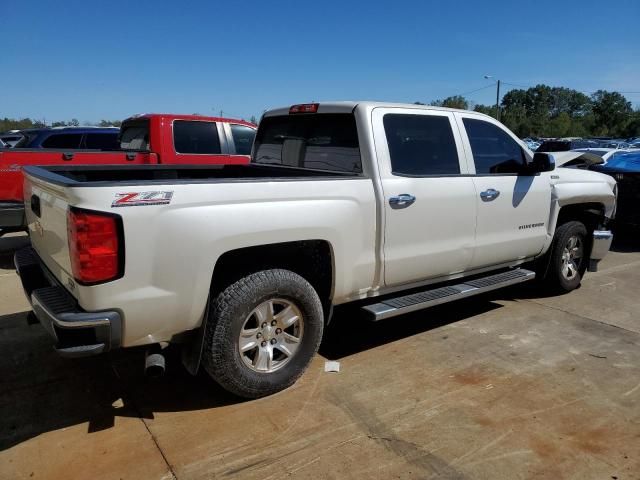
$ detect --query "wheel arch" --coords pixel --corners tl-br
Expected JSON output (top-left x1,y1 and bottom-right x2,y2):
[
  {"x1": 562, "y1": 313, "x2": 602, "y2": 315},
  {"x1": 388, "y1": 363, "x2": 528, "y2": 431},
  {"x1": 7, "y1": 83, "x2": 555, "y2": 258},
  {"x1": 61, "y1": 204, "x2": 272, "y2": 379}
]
[
  {"x1": 182, "y1": 239, "x2": 335, "y2": 376},
  {"x1": 209, "y1": 239, "x2": 335, "y2": 312}
]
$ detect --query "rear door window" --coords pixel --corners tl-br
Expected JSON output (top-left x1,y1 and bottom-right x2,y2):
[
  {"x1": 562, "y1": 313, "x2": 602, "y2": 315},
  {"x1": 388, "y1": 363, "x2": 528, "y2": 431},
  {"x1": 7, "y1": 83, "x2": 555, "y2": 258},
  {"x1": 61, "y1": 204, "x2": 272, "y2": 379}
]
[
  {"x1": 254, "y1": 114, "x2": 361, "y2": 173},
  {"x1": 41, "y1": 133, "x2": 83, "y2": 148},
  {"x1": 383, "y1": 114, "x2": 460, "y2": 175},
  {"x1": 463, "y1": 118, "x2": 526, "y2": 174},
  {"x1": 120, "y1": 122, "x2": 149, "y2": 150},
  {"x1": 173, "y1": 120, "x2": 221, "y2": 154},
  {"x1": 84, "y1": 133, "x2": 120, "y2": 150},
  {"x1": 230, "y1": 124, "x2": 256, "y2": 155}
]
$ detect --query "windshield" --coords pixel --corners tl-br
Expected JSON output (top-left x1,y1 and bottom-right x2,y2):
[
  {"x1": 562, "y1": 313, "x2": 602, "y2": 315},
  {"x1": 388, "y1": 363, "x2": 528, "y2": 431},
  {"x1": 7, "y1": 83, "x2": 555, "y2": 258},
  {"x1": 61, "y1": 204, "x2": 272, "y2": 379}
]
[{"x1": 253, "y1": 113, "x2": 362, "y2": 173}]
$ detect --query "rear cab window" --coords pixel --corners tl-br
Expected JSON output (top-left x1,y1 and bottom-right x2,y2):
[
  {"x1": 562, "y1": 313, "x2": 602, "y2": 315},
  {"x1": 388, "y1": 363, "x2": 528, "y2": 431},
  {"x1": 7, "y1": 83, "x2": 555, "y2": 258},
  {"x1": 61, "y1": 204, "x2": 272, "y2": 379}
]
[
  {"x1": 120, "y1": 119, "x2": 150, "y2": 151},
  {"x1": 253, "y1": 114, "x2": 362, "y2": 173}
]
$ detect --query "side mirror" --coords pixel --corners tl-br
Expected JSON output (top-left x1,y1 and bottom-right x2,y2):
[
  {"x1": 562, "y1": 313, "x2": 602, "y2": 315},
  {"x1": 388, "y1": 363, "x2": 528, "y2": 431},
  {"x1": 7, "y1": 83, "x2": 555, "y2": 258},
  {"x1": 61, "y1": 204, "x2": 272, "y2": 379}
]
[{"x1": 528, "y1": 152, "x2": 555, "y2": 173}]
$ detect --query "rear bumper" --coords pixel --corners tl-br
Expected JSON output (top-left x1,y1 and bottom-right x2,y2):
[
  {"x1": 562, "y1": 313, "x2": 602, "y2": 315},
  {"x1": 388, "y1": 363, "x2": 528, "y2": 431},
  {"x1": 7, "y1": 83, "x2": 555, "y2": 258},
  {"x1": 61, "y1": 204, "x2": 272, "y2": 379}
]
[
  {"x1": 587, "y1": 230, "x2": 613, "y2": 272},
  {"x1": 0, "y1": 201, "x2": 25, "y2": 232},
  {"x1": 14, "y1": 247, "x2": 122, "y2": 357}
]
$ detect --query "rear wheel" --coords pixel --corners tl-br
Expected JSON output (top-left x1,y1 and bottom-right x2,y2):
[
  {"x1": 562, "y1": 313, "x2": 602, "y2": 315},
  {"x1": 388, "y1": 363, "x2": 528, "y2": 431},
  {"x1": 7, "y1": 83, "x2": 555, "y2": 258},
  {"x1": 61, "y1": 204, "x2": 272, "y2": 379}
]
[
  {"x1": 539, "y1": 221, "x2": 588, "y2": 293},
  {"x1": 202, "y1": 269, "x2": 324, "y2": 398}
]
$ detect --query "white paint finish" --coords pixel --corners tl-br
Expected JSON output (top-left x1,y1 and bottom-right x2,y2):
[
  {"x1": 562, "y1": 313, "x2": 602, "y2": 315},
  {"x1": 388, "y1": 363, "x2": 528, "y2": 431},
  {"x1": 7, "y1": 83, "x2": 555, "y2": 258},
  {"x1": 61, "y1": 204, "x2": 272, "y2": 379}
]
[
  {"x1": 21, "y1": 101, "x2": 619, "y2": 348},
  {"x1": 469, "y1": 174, "x2": 550, "y2": 267},
  {"x1": 24, "y1": 176, "x2": 73, "y2": 279},
  {"x1": 27, "y1": 176, "x2": 377, "y2": 346},
  {"x1": 371, "y1": 107, "x2": 477, "y2": 286}
]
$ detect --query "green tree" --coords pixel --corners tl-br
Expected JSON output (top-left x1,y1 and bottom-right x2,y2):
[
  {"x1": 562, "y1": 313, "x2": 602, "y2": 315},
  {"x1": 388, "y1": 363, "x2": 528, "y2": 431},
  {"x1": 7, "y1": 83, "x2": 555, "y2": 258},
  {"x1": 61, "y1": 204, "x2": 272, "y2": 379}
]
[
  {"x1": 591, "y1": 90, "x2": 632, "y2": 137},
  {"x1": 431, "y1": 95, "x2": 468, "y2": 110},
  {"x1": 474, "y1": 104, "x2": 498, "y2": 118},
  {"x1": 547, "y1": 112, "x2": 572, "y2": 138},
  {"x1": 98, "y1": 119, "x2": 122, "y2": 127},
  {"x1": 622, "y1": 110, "x2": 640, "y2": 138}
]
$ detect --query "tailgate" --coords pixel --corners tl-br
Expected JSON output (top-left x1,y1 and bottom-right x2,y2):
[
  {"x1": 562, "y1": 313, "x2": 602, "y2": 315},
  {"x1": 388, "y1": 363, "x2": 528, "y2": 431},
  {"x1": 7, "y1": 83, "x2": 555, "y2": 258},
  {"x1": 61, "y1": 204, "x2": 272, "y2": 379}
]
[{"x1": 23, "y1": 172, "x2": 74, "y2": 285}]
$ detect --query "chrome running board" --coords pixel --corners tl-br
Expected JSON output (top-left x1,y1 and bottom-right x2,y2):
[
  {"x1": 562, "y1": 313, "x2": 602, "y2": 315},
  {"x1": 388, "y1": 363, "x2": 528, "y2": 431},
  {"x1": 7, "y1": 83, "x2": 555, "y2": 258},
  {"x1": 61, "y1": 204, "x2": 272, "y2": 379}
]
[{"x1": 362, "y1": 268, "x2": 535, "y2": 321}]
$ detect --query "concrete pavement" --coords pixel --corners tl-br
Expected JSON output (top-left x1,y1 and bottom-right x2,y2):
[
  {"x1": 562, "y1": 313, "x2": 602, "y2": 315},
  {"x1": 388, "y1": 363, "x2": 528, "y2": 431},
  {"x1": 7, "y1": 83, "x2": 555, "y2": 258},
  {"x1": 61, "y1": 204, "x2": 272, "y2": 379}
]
[{"x1": 1, "y1": 233, "x2": 639, "y2": 479}]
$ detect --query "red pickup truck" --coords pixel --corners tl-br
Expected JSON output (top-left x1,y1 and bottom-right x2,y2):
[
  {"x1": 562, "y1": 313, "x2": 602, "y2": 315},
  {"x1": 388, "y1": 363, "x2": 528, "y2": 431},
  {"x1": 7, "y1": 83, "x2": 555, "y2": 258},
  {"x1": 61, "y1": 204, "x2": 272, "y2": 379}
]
[{"x1": 0, "y1": 113, "x2": 256, "y2": 234}]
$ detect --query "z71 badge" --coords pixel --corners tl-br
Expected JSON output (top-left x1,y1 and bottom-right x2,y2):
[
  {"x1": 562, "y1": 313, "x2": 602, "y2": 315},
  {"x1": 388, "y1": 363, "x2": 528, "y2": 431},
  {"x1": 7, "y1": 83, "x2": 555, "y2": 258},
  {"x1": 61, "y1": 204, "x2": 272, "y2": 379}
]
[{"x1": 111, "y1": 191, "x2": 174, "y2": 207}]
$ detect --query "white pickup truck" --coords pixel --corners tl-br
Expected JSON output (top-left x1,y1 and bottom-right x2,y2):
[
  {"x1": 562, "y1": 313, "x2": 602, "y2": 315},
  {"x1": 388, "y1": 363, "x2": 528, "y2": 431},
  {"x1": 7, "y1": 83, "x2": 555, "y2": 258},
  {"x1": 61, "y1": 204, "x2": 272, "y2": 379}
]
[{"x1": 15, "y1": 102, "x2": 616, "y2": 398}]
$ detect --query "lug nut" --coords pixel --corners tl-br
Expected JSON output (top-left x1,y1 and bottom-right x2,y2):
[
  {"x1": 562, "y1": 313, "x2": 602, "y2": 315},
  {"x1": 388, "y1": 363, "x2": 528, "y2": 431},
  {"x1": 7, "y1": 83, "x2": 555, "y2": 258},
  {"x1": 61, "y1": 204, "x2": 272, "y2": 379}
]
[
  {"x1": 261, "y1": 341, "x2": 267, "y2": 347},
  {"x1": 270, "y1": 338, "x2": 277, "y2": 345},
  {"x1": 275, "y1": 328, "x2": 282, "y2": 334},
  {"x1": 256, "y1": 332, "x2": 262, "y2": 338},
  {"x1": 261, "y1": 322, "x2": 267, "y2": 328},
  {"x1": 271, "y1": 320, "x2": 277, "y2": 326}
]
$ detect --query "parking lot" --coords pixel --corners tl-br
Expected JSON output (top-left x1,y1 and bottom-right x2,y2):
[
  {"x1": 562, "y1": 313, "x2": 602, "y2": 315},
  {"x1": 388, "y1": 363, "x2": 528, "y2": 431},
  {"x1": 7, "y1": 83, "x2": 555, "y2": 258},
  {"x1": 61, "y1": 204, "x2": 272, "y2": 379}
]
[{"x1": 1, "y1": 233, "x2": 639, "y2": 480}]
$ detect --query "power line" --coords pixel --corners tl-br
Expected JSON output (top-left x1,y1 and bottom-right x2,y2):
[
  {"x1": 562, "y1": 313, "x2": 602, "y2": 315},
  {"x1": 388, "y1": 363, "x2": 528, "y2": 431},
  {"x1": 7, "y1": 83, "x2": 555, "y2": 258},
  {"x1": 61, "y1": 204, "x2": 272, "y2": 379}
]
[{"x1": 451, "y1": 84, "x2": 495, "y2": 98}]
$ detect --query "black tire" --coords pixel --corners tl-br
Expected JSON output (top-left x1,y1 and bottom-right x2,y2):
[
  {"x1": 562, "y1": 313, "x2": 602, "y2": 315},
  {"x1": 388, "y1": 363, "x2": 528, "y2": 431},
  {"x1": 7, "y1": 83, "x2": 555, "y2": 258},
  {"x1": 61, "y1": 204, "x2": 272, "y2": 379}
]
[
  {"x1": 202, "y1": 269, "x2": 324, "y2": 398},
  {"x1": 538, "y1": 221, "x2": 588, "y2": 293}
]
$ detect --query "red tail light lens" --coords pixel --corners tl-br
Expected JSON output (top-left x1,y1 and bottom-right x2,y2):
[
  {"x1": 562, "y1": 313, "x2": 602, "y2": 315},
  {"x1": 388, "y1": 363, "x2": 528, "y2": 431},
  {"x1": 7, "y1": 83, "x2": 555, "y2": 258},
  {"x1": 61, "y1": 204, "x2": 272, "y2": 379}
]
[
  {"x1": 67, "y1": 208, "x2": 123, "y2": 284},
  {"x1": 289, "y1": 103, "x2": 319, "y2": 114}
]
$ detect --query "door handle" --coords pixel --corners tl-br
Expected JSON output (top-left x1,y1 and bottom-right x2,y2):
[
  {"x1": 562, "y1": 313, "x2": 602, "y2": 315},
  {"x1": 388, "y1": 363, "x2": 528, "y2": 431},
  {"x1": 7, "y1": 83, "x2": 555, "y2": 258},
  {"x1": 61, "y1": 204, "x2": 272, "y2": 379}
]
[
  {"x1": 480, "y1": 188, "x2": 500, "y2": 202},
  {"x1": 389, "y1": 194, "x2": 416, "y2": 209}
]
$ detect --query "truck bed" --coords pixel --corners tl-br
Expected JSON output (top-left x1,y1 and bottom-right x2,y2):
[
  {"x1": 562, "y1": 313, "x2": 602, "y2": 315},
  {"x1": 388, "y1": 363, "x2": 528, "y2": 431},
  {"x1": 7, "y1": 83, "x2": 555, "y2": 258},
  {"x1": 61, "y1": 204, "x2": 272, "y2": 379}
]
[
  {"x1": 23, "y1": 163, "x2": 360, "y2": 187},
  {"x1": 1, "y1": 149, "x2": 155, "y2": 202}
]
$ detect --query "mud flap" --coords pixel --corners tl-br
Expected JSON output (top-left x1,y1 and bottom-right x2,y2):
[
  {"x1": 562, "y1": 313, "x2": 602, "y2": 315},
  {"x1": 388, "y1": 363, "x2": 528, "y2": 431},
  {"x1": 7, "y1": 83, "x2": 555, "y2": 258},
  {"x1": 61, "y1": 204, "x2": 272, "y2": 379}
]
[{"x1": 181, "y1": 296, "x2": 211, "y2": 375}]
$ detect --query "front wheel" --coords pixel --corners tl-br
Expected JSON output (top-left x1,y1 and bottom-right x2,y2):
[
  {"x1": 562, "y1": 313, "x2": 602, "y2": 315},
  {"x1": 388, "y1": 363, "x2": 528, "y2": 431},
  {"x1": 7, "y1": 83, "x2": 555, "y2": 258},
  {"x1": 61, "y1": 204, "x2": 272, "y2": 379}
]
[
  {"x1": 538, "y1": 221, "x2": 588, "y2": 293},
  {"x1": 202, "y1": 269, "x2": 324, "y2": 398}
]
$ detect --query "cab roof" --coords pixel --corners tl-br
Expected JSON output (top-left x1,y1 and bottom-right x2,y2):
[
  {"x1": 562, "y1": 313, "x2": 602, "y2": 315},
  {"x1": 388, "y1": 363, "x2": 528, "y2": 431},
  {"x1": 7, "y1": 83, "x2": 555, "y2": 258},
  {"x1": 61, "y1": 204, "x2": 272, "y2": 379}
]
[
  {"x1": 123, "y1": 113, "x2": 256, "y2": 127},
  {"x1": 263, "y1": 101, "x2": 494, "y2": 119}
]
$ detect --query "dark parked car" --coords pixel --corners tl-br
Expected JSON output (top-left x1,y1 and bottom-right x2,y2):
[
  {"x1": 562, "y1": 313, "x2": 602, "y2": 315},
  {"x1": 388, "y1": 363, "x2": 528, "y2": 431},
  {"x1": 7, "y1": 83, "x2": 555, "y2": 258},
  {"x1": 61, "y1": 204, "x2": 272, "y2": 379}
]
[
  {"x1": 537, "y1": 139, "x2": 599, "y2": 152},
  {"x1": 591, "y1": 151, "x2": 640, "y2": 227},
  {"x1": 13, "y1": 127, "x2": 120, "y2": 149}
]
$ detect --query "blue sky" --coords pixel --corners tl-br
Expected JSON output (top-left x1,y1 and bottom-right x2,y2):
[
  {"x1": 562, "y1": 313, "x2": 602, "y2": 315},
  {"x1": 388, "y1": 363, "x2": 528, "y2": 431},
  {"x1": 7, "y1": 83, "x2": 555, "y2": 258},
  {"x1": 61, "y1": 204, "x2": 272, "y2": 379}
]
[{"x1": 2, "y1": 0, "x2": 639, "y2": 123}]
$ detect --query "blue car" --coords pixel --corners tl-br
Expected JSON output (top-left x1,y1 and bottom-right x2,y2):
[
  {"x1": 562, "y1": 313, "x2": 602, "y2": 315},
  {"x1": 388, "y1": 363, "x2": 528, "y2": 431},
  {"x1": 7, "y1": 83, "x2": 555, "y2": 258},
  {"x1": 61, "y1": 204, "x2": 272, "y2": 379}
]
[
  {"x1": 13, "y1": 127, "x2": 119, "y2": 149},
  {"x1": 591, "y1": 151, "x2": 640, "y2": 227}
]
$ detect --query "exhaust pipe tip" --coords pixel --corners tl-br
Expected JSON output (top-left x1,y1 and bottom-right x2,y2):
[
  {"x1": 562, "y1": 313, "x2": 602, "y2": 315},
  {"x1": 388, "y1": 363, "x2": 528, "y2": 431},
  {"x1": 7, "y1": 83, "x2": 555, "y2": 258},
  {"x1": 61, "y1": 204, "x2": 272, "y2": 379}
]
[{"x1": 145, "y1": 352, "x2": 166, "y2": 378}]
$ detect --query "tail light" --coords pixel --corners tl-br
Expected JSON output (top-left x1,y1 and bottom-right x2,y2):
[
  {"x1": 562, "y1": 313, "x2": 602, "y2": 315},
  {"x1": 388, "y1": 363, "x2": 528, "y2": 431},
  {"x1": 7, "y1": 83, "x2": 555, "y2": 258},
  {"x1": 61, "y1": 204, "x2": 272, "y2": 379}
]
[
  {"x1": 289, "y1": 103, "x2": 319, "y2": 114},
  {"x1": 67, "y1": 208, "x2": 123, "y2": 284}
]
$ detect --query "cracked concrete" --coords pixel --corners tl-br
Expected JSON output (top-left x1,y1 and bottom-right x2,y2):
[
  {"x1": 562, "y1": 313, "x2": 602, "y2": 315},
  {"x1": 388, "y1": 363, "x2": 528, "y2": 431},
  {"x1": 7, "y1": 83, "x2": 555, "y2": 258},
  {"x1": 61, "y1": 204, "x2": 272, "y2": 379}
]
[{"x1": 1, "y1": 232, "x2": 639, "y2": 479}]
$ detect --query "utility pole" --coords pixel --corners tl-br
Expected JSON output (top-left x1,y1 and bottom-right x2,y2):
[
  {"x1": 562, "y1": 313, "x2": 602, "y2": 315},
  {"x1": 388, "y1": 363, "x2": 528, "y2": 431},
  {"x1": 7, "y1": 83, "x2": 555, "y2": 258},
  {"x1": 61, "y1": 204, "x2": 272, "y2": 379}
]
[
  {"x1": 495, "y1": 79, "x2": 501, "y2": 122},
  {"x1": 484, "y1": 75, "x2": 501, "y2": 122}
]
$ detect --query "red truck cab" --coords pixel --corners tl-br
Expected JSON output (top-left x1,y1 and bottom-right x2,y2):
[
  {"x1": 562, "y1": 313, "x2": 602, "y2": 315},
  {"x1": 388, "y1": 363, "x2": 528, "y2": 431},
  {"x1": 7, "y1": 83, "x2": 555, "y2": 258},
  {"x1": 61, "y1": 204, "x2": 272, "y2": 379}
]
[{"x1": 0, "y1": 113, "x2": 256, "y2": 234}]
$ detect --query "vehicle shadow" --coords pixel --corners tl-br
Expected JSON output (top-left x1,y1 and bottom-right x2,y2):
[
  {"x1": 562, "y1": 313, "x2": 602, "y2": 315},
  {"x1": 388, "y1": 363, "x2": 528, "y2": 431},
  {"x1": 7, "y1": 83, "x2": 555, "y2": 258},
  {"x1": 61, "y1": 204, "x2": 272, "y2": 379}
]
[
  {"x1": 0, "y1": 310, "x2": 242, "y2": 452},
  {"x1": 0, "y1": 292, "x2": 511, "y2": 452},
  {"x1": 0, "y1": 234, "x2": 29, "y2": 269},
  {"x1": 610, "y1": 227, "x2": 640, "y2": 253},
  {"x1": 321, "y1": 296, "x2": 503, "y2": 360}
]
